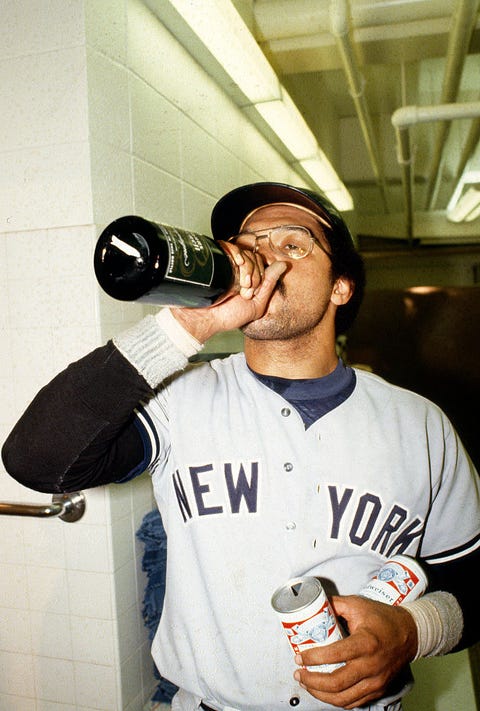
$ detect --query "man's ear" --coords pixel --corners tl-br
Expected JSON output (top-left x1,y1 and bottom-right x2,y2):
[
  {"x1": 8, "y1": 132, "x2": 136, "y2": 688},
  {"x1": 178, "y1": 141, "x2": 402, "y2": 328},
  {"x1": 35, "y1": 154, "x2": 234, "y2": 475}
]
[{"x1": 331, "y1": 276, "x2": 354, "y2": 306}]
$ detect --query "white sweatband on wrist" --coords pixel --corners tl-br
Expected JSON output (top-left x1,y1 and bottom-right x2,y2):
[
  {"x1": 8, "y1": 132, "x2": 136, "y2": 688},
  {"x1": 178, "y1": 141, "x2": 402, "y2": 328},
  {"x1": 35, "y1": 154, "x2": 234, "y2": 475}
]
[
  {"x1": 113, "y1": 311, "x2": 202, "y2": 388},
  {"x1": 404, "y1": 591, "x2": 463, "y2": 659},
  {"x1": 154, "y1": 307, "x2": 203, "y2": 358}
]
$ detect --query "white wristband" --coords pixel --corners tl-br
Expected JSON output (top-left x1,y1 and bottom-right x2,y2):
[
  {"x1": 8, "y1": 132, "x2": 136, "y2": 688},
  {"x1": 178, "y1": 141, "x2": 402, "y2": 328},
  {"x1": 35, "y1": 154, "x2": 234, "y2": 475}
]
[
  {"x1": 155, "y1": 307, "x2": 203, "y2": 358},
  {"x1": 113, "y1": 309, "x2": 204, "y2": 388},
  {"x1": 404, "y1": 591, "x2": 463, "y2": 659}
]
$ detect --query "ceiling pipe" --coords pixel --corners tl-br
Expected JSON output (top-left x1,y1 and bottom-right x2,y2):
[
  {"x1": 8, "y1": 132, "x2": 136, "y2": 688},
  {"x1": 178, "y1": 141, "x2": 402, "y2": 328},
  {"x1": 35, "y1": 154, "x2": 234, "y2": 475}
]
[
  {"x1": 392, "y1": 101, "x2": 480, "y2": 244},
  {"x1": 329, "y1": 0, "x2": 389, "y2": 212},
  {"x1": 424, "y1": 0, "x2": 480, "y2": 209},
  {"x1": 453, "y1": 118, "x2": 480, "y2": 182}
]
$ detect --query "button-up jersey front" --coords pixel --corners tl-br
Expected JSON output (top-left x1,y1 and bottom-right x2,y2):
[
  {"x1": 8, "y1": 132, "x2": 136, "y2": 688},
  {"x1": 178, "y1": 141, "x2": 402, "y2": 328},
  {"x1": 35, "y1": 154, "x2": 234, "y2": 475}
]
[{"x1": 135, "y1": 353, "x2": 480, "y2": 711}]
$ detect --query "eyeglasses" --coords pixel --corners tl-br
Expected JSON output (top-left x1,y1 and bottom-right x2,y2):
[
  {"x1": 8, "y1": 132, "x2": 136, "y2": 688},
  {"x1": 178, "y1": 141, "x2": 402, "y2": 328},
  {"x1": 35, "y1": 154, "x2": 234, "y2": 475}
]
[{"x1": 228, "y1": 225, "x2": 331, "y2": 261}]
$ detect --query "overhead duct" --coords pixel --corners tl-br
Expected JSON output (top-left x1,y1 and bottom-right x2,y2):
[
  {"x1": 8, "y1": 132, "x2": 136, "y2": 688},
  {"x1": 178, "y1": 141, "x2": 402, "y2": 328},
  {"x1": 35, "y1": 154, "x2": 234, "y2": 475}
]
[
  {"x1": 423, "y1": 0, "x2": 480, "y2": 210},
  {"x1": 453, "y1": 118, "x2": 480, "y2": 183},
  {"x1": 329, "y1": 0, "x2": 389, "y2": 212},
  {"x1": 392, "y1": 101, "x2": 480, "y2": 244}
]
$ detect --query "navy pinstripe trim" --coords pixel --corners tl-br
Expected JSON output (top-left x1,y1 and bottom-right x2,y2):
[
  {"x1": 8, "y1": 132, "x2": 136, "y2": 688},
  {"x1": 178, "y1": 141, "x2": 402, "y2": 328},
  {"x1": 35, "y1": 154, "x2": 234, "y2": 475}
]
[
  {"x1": 113, "y1": 406, "x2": 160, "y2": 483},
  {"x1": 423, "y1": 531, "x2": 480, "y2": 565},
  {"x1": 135, "y1": 405, "x2": 160, "y2": 466}
]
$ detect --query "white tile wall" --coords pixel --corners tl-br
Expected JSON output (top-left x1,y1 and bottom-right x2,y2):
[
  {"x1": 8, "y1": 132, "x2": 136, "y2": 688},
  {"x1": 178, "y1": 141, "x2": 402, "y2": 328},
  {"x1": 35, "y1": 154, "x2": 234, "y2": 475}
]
[
  {"x1": 130, "y1": 79, "x2": 182, "y2": 176},
  {"x1": 0, "y1": 652, "x2": 36, "y2": 696},
  {"x1": 0, "y1": 694, "x2": 36, "y2": 711},
  {"x1": 1, "y1": 49, "x2": 89, "y2": 149},
  {"x1": 87, "y1": 52, "x2": 131, "y2": 153},
  {"x1": 132, "y1": 162, "x2": 184, "y2": 228},
  {"x1": 0, "y1": 1, "x2": 86, "y2": 58},
  {"x1": 26, "y1": 565, "x2": 70, "y2": 615},
  {"x1": 74, "y1": 661, "x2": 117, "y2": 709},
  {"x1": 0, "y1": 0, "x2": 303, "y2": 709},
  {"x1": 89, "y1": 139, "x2": 135, "y2": 228},
  {"x1": 0, "y1": 143, "x2": 94, "y2": 233}
]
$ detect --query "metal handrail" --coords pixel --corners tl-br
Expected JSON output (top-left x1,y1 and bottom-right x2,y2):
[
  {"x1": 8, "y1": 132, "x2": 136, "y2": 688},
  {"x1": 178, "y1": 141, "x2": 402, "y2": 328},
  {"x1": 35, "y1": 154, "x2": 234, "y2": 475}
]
[{"x1": 0, "y1": 491, "x2": 86, "y2": 522}]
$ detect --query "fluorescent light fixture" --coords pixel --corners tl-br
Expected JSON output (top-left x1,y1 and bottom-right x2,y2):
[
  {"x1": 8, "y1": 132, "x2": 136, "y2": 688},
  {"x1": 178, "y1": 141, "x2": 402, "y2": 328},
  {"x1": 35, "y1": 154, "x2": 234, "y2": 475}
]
[
  {"x1": 254, "y1": 95, "x2": 353, "y2": 208},
  {"x1": 155, "y1": 0, "x2": 353, "y2": 211},
  {"x1": 464, "y1": 201, "x2": 480, "y2": 222},
  {"x1": 163, "y1": 0, "x2": 280, "y2": 104},
  {"x1": 298, "y1": 155, "x2": 354, "y2": 211},
  {"x1": 321, "y1": 185, "x2": 354, "y2": 213},
  {"x1": 299, "y1": 154, "x2": 340, "y2": 192},
  {"x1": 255, "y1": 90, "x2": 318, "y2": 158},
  {"x1": 446, "y1": 186, "x2": 480, "y2": 223},
  {"x1": 446, "y1": 161, "x2": 480, "y2": 214}
]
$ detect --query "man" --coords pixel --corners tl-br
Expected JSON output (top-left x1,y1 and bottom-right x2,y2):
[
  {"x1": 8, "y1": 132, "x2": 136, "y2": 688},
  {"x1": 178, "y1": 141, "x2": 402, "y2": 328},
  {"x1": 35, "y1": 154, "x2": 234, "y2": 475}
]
[{"x1": 3, "y1": 182, "x2": 480, "y2": 711}]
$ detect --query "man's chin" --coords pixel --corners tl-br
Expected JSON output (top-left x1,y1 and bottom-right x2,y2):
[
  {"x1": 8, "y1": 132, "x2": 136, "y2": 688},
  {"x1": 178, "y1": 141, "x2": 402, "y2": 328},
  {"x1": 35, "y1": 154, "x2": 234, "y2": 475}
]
[
  {"x1": 241, "y1": 313, "x2": 282, "y2": 340},
  {"x1": 241, "y1": 319, "x2": 268, "y2": 339},
  {"x1": 241, "y1": 287, "x2": 285, "y2": 338}
]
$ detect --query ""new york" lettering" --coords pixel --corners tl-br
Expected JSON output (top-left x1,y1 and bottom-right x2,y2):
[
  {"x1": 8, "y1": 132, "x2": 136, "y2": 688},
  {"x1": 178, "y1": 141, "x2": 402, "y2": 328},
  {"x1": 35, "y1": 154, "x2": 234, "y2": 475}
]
[
  {"x1": 171, "y1": 463, "x2": 424, "y2": 557},
  {"x1": 173, "y1": 462, "x2": 259, "y2": 522}
]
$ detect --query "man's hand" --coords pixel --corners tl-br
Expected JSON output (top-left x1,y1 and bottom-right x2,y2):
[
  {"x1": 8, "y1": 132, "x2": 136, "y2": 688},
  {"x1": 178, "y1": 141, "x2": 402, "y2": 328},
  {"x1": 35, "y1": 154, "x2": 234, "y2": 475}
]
[
  {"x1": 171, "y1": 241, "x2": 287, "y2": 342},
  {"x1": 293, "y1": 595, "x2": 418, "y2": 709}
]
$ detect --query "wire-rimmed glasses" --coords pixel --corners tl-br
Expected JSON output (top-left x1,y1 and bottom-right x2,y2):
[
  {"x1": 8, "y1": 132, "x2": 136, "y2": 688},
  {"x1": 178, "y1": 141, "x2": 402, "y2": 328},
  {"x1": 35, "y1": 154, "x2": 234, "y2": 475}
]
[{"x1": 228, "y1": 225, "x2": 331, "y2": 260}]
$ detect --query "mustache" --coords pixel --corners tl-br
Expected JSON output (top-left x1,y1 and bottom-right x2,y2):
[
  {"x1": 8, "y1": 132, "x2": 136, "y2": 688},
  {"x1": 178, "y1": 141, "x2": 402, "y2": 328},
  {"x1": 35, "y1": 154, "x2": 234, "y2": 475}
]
[{"x1": 275, "y1": 276, "x2": 286, "y2": 296}]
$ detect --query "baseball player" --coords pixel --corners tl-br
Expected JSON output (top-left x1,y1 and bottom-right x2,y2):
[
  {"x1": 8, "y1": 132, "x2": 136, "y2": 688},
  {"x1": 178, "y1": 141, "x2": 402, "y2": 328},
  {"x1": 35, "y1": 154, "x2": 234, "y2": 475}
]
[{"x1": 3, "y1": 182, "x2": 480, "y2": 711}]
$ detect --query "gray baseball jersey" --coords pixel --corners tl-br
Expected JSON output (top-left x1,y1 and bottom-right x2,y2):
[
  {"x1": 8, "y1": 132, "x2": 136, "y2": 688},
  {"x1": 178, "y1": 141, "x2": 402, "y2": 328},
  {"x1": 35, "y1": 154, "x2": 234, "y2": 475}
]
[{"x1": 135, "y1": 353, "x2": 480, "y2": 711}]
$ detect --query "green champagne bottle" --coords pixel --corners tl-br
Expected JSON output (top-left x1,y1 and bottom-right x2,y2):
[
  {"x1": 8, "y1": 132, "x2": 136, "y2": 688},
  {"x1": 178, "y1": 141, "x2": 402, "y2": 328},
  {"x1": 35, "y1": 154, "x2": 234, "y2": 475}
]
[{"x1": 94, "y1": 215, "x2": 233, "y2": 307}]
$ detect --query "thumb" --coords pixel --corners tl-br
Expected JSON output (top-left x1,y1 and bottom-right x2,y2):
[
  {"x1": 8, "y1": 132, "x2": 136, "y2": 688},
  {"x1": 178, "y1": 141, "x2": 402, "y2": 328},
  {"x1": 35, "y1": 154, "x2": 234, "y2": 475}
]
[
  {"x1": 239, "y1": 260, "x2": 286, "y2": 321},
  {"x1": 255, "y1": 260, "x2": 287, "y2": 297},
  {"x1": 250, "y1": 261, "x2": 287, "y2": 313}
]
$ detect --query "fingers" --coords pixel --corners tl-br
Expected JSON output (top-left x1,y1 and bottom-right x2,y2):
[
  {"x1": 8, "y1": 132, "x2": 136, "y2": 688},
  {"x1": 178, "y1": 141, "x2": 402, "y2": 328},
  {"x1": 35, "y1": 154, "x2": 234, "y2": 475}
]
[
  {"x1": 295, "y1": 666, "x2": 390, "y2": 710},
  {"x1": 235, "y1": 260, "x2": 286, "y2": 319},
  {"x1": 238, "y1": 251, "x2": 265, "y2": 297},
  {"x1": 291, "y1": 597, "x2": 417, "y2": 709},
  {"x1": 293, "y1": 654, "x2": 388, "y2": 710},
  {"x1": 219, "y1": 240, "x2": 272, "y2": 298},
  {"x1": 250, "y1": 260, "x2": 287, "y2": 304},
  {"x1": 198, "y1": 240, "x2": 288, "y2": 334}
]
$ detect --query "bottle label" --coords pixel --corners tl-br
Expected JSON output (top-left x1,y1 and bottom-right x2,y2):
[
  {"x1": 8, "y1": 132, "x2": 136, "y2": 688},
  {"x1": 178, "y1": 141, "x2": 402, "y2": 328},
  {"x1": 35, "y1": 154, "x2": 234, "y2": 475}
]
[{"x1": 160, "y1": 225, "x2": 214, "y2": 287}]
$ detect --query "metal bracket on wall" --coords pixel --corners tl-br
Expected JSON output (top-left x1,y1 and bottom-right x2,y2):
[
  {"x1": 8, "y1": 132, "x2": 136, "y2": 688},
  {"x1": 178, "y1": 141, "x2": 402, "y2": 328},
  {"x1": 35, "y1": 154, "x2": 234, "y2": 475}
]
[{"x1": 0, "y1": 491, "x2": 86, "y2": 522}]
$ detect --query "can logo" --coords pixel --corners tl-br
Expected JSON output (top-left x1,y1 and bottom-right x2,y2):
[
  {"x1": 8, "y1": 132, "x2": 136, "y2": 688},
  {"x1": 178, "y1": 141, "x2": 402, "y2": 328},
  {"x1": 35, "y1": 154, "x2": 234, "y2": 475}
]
[
  {"x1": 271, "y1": 576, "x2": 344, "y2": 673},
  {"x1": 359, "y1": 555, "x2": 427, "y2": 605},
  {"x1": 282, "y1": 598, "x2": 339, "y2": 653}
]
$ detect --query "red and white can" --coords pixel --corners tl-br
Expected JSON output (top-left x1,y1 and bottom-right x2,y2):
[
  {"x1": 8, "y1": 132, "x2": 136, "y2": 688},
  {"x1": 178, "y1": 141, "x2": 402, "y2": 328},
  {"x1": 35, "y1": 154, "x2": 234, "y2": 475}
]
[
  {"x1": 358, "y1": 555, "x2": 428, "y2": 606},
  {"x1": 271, "y1": 576, "x2": 344, "y2": 672}
]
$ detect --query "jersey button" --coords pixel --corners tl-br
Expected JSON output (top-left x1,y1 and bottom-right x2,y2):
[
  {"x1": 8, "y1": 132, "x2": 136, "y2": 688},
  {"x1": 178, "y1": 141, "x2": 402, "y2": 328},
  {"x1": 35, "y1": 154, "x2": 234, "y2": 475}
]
[
  {"x1": 281, "y1": 407, "x2": 291, "y2": 417},
  {"x1": 284, "y1": 462, "x2": 293, "y2": 471},
  {"x1": 289, "y1": 696, "x2": 300, "y2": 706},
  {"x1": 285, "y1": 521, "x2": 296, "y2": 530}
]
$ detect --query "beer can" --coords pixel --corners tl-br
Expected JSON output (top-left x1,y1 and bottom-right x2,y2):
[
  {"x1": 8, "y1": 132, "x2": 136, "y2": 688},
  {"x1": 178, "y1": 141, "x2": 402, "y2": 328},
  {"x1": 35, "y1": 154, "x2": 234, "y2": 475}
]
[
  {"x1": 358, "y1": 555, "x2": 428, "y2": 605},
  {"x1": 271, "y1": 576, "x2": 344, "y2": 672}
]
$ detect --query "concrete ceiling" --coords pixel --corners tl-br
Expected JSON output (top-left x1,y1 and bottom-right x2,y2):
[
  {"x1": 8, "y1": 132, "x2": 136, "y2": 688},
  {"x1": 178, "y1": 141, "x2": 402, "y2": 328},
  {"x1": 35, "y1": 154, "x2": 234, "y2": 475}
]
[{"x1": 234, "y1": 0, "x2": 480, "y2": 247}]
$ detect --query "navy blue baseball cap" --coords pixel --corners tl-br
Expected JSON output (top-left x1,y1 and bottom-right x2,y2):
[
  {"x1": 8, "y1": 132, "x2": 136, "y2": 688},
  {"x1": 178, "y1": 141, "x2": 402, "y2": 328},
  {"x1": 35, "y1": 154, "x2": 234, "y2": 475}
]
[{"x1": 210, "y1": 181, "x2": 355, "y2": 250}]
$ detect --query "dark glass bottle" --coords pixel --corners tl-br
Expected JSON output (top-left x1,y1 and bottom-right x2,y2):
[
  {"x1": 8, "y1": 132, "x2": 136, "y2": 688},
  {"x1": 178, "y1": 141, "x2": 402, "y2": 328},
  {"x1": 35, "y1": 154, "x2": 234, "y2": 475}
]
[{"x1": 94, "y1": 215, "x2": 233, "y2": 307}]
